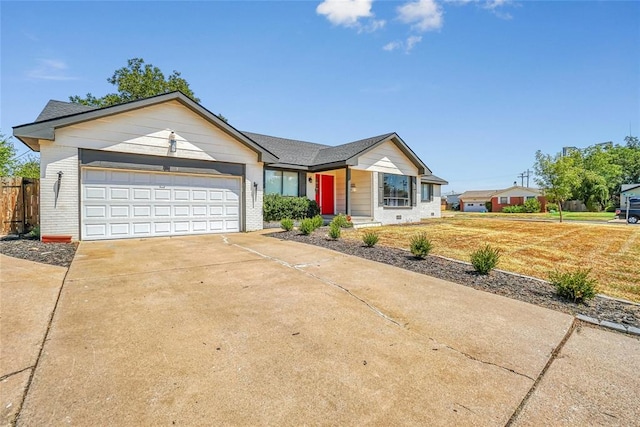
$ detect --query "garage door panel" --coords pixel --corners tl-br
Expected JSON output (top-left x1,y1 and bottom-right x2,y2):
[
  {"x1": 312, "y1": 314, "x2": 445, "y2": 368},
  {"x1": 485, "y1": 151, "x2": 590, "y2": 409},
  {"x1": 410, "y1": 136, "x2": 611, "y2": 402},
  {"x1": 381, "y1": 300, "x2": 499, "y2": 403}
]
[
  {"x1": 109, "y1": 223, "x2": 130, "y2": 236},
  {"x1": 85, "y1": 187, "x2": 107, "y2": 199},
  {"x1": 82, "y1": 168, "x2": 241, "y2": 240},
  {"x1": 85, "y1": 206, "x2": 106, "y2": 218}
]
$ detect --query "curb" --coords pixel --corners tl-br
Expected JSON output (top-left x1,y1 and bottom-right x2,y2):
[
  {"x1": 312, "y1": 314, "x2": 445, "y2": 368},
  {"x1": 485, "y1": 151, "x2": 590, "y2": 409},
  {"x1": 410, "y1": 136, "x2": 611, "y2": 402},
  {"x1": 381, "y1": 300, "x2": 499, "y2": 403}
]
[{"x1": 576, "y1": 314, "x2": 640, "y2": 336}]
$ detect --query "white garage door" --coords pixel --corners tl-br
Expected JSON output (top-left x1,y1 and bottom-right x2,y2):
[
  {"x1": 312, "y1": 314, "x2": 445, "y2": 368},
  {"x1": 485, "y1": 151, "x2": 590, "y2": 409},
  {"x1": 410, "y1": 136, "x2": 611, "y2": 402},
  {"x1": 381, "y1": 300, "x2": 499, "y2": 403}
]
[{"x1": 81, "y1": 168, "x2": 241, "y2": 240}]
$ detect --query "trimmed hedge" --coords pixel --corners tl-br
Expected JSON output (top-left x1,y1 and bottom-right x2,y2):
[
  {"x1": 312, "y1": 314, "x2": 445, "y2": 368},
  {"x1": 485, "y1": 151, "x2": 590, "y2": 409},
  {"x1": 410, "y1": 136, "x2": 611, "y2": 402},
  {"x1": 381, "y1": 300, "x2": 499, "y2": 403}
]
[{"x1": 263, "y1": 195, "x2": 319, "y2": 221}]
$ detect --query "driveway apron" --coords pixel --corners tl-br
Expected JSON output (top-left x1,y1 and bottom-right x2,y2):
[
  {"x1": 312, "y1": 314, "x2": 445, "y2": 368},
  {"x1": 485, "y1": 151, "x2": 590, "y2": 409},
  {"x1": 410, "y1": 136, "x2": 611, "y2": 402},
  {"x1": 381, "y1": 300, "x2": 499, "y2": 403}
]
[{"x1": 14, "y1": 233, "x2": 639, "y2": 426}]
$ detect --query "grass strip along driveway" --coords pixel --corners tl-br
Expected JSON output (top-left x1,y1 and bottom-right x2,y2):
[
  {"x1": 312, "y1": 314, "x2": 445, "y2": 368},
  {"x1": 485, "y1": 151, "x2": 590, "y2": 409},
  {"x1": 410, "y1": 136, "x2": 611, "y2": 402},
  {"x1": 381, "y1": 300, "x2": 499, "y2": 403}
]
[{"x1": 346, "y1": 218, "x2": 640, "y2": 303}]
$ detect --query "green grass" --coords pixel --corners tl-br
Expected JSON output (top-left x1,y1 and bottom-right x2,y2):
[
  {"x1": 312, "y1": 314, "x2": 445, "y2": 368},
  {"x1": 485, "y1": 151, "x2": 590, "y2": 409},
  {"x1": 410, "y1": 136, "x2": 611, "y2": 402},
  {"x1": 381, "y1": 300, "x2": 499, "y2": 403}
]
[{"x1": 449, "y1": 211, "x2": 615, "y2": 222}]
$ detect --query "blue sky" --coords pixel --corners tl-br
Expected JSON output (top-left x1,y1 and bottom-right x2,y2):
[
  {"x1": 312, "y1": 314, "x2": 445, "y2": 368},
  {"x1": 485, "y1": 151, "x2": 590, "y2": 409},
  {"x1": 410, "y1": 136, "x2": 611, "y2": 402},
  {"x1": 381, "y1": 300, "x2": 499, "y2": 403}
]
[{"x1": 1, "y1": 0, "x2": 638, "y2": 192}]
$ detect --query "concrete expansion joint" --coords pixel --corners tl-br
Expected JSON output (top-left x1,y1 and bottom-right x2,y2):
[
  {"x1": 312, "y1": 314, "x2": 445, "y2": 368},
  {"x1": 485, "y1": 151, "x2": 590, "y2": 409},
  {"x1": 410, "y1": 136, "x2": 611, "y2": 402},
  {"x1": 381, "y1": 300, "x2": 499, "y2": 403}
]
[
  {"x1": 228, "y1": 241, "x2": 403, "y2": 327},
  {"x1": 13, "y1": 263, "x2": 72, "y2": 427},
  {"x1": 0, "y1": 366, "x2": 33, "y2": 382},
  {"x1": 505, "y1": 318, "x2": 579, "y2": 426}
]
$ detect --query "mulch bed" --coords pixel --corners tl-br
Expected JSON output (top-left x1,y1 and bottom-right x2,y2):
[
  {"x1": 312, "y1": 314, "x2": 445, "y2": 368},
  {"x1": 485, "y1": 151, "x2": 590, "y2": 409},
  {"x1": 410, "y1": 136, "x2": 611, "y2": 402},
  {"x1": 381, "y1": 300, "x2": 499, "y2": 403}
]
[
  {"x1": 0, "y1": 236, "x2": 78, "y2": 267},
  {"x1": 269, "y1": 228, "x2": 640, "y2": 330}
]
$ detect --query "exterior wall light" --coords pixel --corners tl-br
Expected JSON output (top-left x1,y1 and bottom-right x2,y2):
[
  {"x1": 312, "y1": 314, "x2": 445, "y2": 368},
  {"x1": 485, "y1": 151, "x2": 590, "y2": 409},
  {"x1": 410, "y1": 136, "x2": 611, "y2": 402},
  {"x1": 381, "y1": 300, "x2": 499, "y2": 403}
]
[
  {"x1": 351, "y1": 183, "x2": 357, "y2": 192},
  {"x1": 169, "y1": 131, "x2": 177, "y2": 153}
]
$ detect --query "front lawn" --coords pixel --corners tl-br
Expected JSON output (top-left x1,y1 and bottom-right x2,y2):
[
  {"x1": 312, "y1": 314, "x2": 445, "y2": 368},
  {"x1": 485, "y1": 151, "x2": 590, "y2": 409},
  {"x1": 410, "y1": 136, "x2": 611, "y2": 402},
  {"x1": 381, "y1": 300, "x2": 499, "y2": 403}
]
[
  {"x1": 449, "y1": 211, "x2": 616, "y2": 222},
  {"x1": 345, "y1": 218, "x2": 640, "y2": 302}
]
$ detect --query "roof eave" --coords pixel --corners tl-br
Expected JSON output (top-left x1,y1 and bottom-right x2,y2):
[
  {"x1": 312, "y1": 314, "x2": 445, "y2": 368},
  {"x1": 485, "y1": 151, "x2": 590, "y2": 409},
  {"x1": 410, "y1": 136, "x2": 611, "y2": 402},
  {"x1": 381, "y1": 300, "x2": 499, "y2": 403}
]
[{"x1": 13, "y1": 92, "x2": 278, "y2": 163}]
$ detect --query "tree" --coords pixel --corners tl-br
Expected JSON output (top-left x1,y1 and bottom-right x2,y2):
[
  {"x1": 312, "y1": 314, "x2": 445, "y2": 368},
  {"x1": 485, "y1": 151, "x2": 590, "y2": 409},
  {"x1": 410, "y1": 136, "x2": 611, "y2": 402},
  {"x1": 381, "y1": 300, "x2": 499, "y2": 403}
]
[
  {"x1": 13, "y1": 155, "x2": 40, "y2": 178},
  {"x1": 533, "y1": 150, "x2": 581, "y2": 222},
  {"x1": 0, "y1": 133, "x2": 17, "y2": 176},
  {"x1": 0, "y1": 132, "x2": 40, "y2": 178},
  {"x1": 70, "y1": 58, "x2": 200, "y2": 107}
]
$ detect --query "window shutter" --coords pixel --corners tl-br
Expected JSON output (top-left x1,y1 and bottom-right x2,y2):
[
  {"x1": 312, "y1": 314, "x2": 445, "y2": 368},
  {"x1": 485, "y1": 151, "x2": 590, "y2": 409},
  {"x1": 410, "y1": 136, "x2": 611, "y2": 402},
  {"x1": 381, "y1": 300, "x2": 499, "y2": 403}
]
[
  {"x1": 378, "y1": 172, "x2": 384, "y2": 206},
  {"x1": 412, "y1": 176, "x2": 417, "y2": 206}
]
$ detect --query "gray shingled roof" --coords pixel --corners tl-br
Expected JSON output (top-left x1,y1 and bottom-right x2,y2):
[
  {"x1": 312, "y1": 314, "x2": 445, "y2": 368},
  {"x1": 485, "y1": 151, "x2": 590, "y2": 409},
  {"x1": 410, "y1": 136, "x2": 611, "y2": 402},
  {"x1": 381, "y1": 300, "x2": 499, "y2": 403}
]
[
  {"x1": 241, "y1": 131, "x2": 328, "y2": 166},
  {"x1": 313, "y1": 133, "x2": 394, "y2": 166},
  {"x1": 421, "y1": 174, "x2": 449, "y2": 185},
  {"x1": 35, "y1": 100, "x2": 96, "y2": 122}
]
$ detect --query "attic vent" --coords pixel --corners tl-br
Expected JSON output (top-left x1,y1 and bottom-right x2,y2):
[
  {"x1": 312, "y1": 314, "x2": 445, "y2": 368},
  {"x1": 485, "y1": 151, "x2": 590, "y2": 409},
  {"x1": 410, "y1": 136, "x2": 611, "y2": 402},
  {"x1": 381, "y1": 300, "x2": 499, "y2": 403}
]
[{"x1": 396, "y1": 215, "x2": 402, "y2": 220}]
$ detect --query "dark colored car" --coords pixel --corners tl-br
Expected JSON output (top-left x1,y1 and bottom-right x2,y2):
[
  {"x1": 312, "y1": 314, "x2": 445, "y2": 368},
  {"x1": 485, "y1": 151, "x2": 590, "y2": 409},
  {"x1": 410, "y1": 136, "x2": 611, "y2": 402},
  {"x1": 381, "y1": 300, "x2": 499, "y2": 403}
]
[{"x1": 616, "y1": 197, "x2": 640, "y2": 224}]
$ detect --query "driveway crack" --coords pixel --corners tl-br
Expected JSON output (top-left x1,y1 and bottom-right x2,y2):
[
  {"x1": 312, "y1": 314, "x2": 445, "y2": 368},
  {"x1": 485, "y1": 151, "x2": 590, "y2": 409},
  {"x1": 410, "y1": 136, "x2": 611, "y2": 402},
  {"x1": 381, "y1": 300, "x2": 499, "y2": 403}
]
[
  {"x1": 0, "y1": 366, "x2": 34, "y2": 382},
  {"x1": 505, "y1": 318, "x2": 578, "y2": 426}
]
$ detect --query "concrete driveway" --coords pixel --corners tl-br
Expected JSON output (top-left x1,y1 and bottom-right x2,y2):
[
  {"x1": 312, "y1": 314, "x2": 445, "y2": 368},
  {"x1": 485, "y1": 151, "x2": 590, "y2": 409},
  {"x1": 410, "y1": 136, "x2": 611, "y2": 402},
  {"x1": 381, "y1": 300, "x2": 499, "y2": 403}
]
[{"x1": 4, "y1": 233, "x2": 639, "y2": 426}]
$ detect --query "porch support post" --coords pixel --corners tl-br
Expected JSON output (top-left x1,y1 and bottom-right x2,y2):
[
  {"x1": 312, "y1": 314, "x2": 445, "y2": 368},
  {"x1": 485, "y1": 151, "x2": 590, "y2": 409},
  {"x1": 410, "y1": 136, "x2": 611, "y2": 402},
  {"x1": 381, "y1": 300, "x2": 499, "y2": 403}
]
[{"x1": 345, "y1": 166, "x2": 351, "y2": 216}]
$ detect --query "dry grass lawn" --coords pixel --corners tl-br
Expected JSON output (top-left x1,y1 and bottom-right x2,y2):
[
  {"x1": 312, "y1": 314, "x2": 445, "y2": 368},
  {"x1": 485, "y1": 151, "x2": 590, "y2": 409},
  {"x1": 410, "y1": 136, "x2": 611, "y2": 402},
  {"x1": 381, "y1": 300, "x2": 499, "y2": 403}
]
[{"x1": 345, "y1": 218, "x2": 640, "y2": 302}]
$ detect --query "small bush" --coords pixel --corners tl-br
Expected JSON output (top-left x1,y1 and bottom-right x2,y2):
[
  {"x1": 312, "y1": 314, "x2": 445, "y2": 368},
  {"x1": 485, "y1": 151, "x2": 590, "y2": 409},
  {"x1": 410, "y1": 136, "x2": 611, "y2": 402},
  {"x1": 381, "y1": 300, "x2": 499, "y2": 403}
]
[
  {"x1": 328, "y1": 222, "x2": 341, "y2": 239},
  {"x1": 502, "y1": 205, "x2": 525, "y2": 213},
  {"x1": 280, "y1": 218, "x2": 294, "y2": 231},
  {"x1": 362, "y1": 230, "x2": 379, "y2": 247},
  {"x1": 331, "y1": 213, "x2": 353, "y2": 228},
  {"x1": 546, "y1": 202, "x2": 558, "y2": 213},
  {"x1": 523, "y1": 198, "x2": 541, "y2": 213},
  {"x1": 549, "y1": 268, "x2": 597, "y2": 303},
  {"x1": 470, "y1": 245, "x2": 501, "y2": 275},
  {"x1": 307, "y1": 200, "x2": 320, "y2": 218},
  {"x1": 26, "y1": 225, "x2": 40, "y2": 239},
  {"x1": 485, "y1": 201, "x2": 492, "y2": 213},
  {"x1": 410, "y1": 233, "x2": 433, "y2": 259},
  {"x1": 299, "y1": 218, "x2": 315, "y2": 235},
  {"x1": 311, "y1": 214, "x2": 324, "y2": 229}
]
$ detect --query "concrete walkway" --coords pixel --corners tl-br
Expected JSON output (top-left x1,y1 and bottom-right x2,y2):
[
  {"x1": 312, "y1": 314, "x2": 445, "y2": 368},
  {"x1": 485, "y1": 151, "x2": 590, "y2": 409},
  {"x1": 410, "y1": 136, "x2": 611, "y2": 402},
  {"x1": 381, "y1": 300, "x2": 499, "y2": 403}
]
[
  {"x1": 0, "y1": 255, "x2": 67, "y2": 426},
  {"x1": 2, "y1": 233, "x2": 639, "y2": 426}
]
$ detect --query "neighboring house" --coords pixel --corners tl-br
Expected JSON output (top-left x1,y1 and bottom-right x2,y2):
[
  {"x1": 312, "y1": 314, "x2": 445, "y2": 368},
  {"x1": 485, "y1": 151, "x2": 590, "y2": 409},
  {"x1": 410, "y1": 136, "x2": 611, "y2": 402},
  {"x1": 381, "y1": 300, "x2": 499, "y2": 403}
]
[
  {"x1": 459, "y1": 186, "x2": 546, "y2": 212},
  {"x1": 458, "y1": 190, "x2": 496, "y2": 212},
  {"x1": 13, "y1": 92, "x2": 447, "y2": 241},
  {"x1": 620, "y1": 184, "x2": 640, "y2": 209}
]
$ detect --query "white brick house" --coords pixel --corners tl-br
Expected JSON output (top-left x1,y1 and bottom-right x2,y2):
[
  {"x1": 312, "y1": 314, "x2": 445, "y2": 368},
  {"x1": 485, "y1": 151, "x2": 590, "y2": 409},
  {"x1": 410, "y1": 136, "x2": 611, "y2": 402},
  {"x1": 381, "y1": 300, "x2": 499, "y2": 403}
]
[{"x1": 13, "y1": 92, "x2": 447, "y2": 241}]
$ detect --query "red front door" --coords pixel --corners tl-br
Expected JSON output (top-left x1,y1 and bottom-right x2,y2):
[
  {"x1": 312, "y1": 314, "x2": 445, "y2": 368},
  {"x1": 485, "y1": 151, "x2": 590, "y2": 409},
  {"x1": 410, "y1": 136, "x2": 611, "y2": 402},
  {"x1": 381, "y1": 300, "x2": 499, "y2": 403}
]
[{"x1": 315, "y1": 174, "x2": 334, "y2": 215}]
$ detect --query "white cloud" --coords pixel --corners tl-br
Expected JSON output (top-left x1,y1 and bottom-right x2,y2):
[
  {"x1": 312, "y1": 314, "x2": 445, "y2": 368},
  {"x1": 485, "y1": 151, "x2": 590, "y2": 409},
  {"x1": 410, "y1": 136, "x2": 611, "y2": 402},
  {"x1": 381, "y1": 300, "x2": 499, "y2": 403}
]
[
  {"x1": 383, "y1": 41, "x2": 402, "y2": 51},
  {"x1": 483, "y1": 0, "x2": 513, "y2": 19},
  {"x1": 360, "y1": 19, "x2": 386, "y2": 33},
  {"x1": 382, "y1": 35, "x2": 423, "y2": 53},
  {"x1": 317, "y1": 0, "x2": 374, "y2": 27},
  {"x1": 27, "y1": 59, "x2": 77, "y2": 81},
  {"x1": 397, "y1": 0, "x2": 443, "y2": 32}
]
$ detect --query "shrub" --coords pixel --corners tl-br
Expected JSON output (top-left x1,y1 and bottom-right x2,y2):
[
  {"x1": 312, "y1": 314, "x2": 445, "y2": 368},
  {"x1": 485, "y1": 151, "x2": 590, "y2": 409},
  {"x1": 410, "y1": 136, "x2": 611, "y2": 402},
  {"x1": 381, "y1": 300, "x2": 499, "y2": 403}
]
[
  {"x1": 502, "y1": 205, "x2": 525, "y2": 213},
  {"x1": 523, "y1": 198, "x2": 541, "y2": 213},
  {"x1": 26, "y1": 224, "x2": 40, "y2": 239},
  {"x1": 546, "y1": 202, "x2": 558, "y2": 213},
  {"x1": 331, "y1": 213, "x2": 353, "y2": 228},
  {"x1": 410, "y1": 233, "x2": 433, "y2": 259},
  {"x1": 328, "y1": 222, "x2": 341, "y2": 239},
  {"x1": 470, "y1": 245, "x2": 501, "y2": 275},
  {"x1": 362, "y1": 230, "x2": 379, "y2": 247},
  {"x1": 263, "y1": 195, "x2": 314, "y2": 222},
  {"x1": 548, "y1": 268, "x2": 597, "y2": 303},
  {"x1": 299, "y1": 218, "x2": 315, "y2": 235},
  {"x1": 280, "y1": 218, "x2": 294, "y2": 231},
  {"x1": 485, "y1": 201, "x2": 492, "y2": 213},
  {"x1": 307, "y1": 200, "x2": 320, "y2": 218},
  {"x1": 311, "y1": 214, "x2": 324, "y2": 229}
]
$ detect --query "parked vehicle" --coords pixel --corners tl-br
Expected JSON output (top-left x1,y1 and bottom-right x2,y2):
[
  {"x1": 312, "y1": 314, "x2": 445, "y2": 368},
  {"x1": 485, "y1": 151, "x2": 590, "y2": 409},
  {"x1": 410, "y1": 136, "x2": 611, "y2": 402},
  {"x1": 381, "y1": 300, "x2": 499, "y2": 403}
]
[{"x1": 615, "y1": 197, "x2": 640, "y2": 224}]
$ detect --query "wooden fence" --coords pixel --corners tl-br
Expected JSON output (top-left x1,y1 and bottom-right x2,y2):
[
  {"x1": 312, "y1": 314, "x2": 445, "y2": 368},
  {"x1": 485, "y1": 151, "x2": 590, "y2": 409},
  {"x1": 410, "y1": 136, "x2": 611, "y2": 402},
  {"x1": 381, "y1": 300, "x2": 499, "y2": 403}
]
[{"x1": 1, "y1": 177, "x2": 40, "y2": 235}]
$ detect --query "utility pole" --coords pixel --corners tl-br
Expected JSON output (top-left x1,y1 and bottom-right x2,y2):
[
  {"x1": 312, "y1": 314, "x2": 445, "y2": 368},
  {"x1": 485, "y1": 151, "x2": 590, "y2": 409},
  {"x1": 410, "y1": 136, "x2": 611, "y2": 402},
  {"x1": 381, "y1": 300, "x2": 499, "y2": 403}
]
[{"x1": 517, "y1": 169, "x2": 532, "y2": 187}]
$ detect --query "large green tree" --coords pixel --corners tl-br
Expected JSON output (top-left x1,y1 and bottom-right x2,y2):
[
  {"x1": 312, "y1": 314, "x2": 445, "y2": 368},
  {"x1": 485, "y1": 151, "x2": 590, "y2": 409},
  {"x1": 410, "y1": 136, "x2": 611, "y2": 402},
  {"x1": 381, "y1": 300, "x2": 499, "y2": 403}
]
[
  {"x1": 533, "y1": 150, "x2": 581, "y2": 222},
  {"x1": 70, "y1": 58, "x2": 200, "y2": 107}
]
